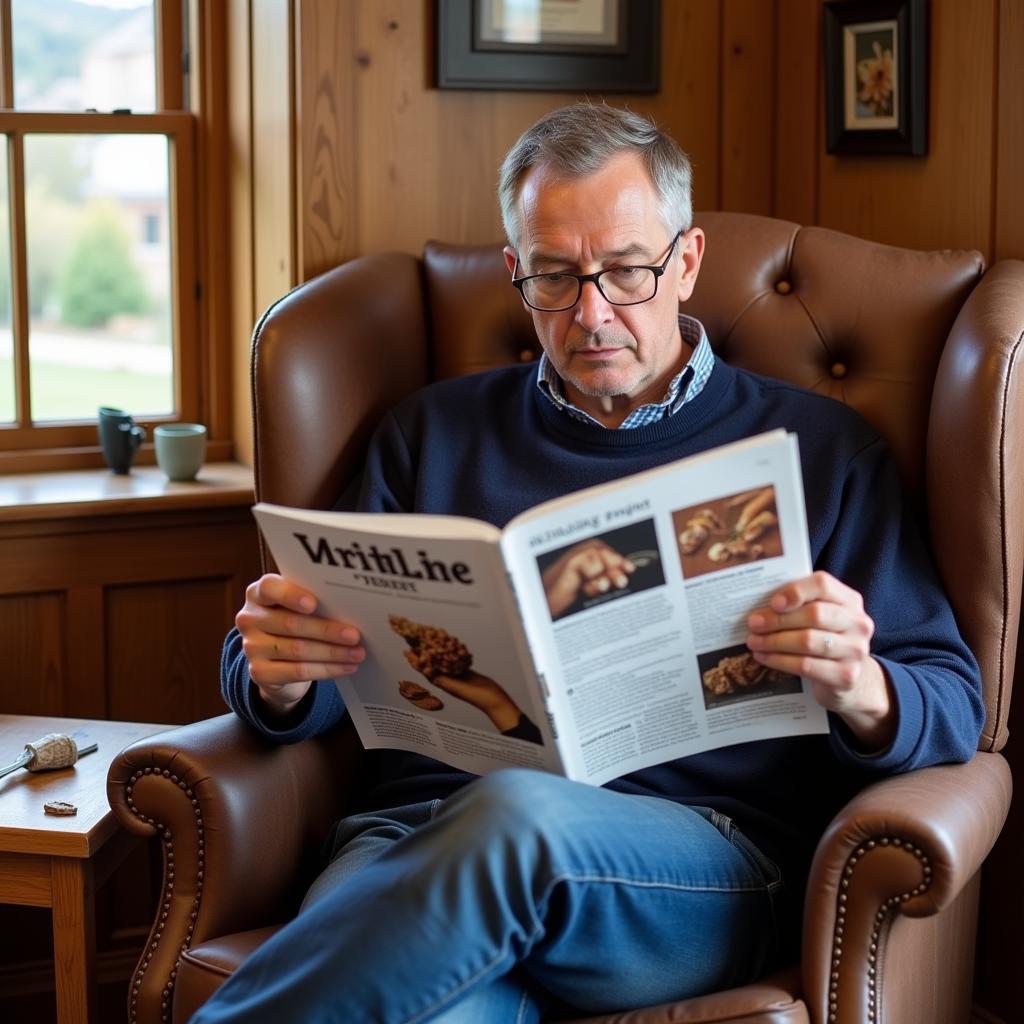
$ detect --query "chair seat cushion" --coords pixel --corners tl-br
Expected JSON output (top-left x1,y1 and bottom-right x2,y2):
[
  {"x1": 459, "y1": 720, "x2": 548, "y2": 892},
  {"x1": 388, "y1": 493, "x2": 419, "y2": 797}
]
[
  {"x1": 565, "y1": 967, "x2": 807, "y2": 1023},
  {"x1": 173, "y1": 926, "x2": 282, "y2": 1024},
  {"x1": 174, "y1": 933, "x2": 805, "y2": 1024}
]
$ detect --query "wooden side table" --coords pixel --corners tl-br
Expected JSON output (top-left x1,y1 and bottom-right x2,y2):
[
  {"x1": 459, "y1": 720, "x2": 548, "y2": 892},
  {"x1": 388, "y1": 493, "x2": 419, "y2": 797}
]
[{"x1": 0, "y1": 714, "x2": 170, "y2": 1024}]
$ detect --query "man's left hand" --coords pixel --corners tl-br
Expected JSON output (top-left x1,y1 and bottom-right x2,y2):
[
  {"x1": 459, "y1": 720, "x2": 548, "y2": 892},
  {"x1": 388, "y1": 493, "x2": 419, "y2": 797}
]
[{"x1": 746, "y1": 571, "x2": 896, "y2": 752}]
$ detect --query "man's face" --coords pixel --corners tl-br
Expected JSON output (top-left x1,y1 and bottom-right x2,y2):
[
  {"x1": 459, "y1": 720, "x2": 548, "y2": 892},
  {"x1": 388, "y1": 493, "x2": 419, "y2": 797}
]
[{"x1": 503, "y1": 151, "x2": 704, "y2": 425}]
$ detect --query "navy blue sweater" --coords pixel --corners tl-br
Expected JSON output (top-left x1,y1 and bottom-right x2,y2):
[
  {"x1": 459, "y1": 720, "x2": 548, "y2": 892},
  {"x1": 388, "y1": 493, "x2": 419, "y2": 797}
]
[{"x1": 222, "y1": 358, "x2": 984, "y2": 888}]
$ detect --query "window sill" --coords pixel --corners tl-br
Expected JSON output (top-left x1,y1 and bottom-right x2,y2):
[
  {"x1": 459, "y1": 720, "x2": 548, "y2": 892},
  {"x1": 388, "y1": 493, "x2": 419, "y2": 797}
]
[{"x1": 0, "y1": 461, "x2": 255, "y2": 523}]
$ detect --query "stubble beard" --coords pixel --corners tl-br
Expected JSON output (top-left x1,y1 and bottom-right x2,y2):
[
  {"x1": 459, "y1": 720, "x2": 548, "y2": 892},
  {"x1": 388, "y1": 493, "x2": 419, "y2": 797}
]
[{"x1": 562, "y1": 329, "x2": 645, "y2": 398}]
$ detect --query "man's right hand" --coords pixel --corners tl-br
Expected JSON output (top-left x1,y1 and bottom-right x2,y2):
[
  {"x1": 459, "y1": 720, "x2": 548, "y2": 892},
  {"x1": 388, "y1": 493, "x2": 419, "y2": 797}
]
[
  {"x1": 235, "y1": 573, "x2": 366, "y2": 714},
  {"x1": 541, "y1": 540, "x2": 636, "y2": 618}
]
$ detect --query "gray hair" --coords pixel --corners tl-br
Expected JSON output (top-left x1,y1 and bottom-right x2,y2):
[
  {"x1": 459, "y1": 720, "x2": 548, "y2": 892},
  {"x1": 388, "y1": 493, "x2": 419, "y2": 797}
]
[{"x1": 498, "y1": 102, "x2": 693, "y2": 250}]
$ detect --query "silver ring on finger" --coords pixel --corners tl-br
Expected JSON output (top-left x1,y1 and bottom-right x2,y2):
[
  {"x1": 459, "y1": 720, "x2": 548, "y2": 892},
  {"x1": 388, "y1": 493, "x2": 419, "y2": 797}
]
[{"x1": 822, "y1": 633, "x2": 836, "y2": 656}]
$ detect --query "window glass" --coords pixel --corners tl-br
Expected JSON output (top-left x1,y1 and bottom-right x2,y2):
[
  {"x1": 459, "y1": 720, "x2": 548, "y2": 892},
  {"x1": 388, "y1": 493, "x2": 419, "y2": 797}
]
[
  {"x1": 25, "y1": 134, "x2": 173, "y2": 422},
  {"x1": 12, "y1": 0, "x2": 156, "y2": 113},
  {"x1": 0, "y1": 141, "x2": 13, "y2": 425}
]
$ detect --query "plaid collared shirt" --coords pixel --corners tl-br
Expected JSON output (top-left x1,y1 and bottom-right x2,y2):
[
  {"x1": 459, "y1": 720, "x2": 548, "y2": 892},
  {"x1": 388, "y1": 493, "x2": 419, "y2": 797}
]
[{"x1": 536, "y1": 314, "x2": 714, "y2": 429}]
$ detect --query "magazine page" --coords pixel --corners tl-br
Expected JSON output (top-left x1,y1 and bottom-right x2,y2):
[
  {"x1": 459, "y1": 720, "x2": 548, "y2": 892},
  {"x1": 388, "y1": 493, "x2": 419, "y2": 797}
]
[
  {"x1": 500, "y1": 431, "x2": 830, "y2": 787},
  {"x1": 253, "y1": 504, "x2": 564, "y2": 777}
]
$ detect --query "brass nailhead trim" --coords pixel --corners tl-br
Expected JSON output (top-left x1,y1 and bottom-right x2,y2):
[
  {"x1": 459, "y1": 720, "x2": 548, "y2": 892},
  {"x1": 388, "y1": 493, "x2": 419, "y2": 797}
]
[
  {"x1": 827, "y1": 837, "x2": 930, "y2": 1023},
  {"x1": 124, "y1": 769, "x2": 205, "y2": 1024}
]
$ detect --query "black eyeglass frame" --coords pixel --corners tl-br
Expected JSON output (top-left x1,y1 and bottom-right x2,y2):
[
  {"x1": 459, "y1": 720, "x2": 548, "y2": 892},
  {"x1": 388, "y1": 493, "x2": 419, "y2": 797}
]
[{"x1": 511, "y1": 230, "x2": 684, "y2": 312}]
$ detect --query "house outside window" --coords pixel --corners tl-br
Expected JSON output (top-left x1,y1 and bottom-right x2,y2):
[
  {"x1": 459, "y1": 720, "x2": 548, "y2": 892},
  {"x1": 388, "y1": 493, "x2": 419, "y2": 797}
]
[{"x1": 142, "y1": 210, "x2": 161, "y2": 245}]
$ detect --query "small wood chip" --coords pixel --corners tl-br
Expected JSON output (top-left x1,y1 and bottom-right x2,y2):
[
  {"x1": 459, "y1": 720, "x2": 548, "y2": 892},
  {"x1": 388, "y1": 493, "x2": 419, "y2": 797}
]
[{"x1": 43, "y1": 800, "x2": 78, "y2": 816}]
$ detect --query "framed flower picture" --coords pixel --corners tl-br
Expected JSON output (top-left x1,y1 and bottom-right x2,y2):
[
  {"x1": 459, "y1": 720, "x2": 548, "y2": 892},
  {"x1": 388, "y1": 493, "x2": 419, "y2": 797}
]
[{"x1": 824, "y1": 0, "x2": 928, "y2": 155}]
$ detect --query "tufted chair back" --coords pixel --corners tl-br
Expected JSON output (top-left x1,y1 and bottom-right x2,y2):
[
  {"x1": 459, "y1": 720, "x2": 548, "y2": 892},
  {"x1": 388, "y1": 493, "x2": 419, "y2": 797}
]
[{"x1": 253, "y1": 211, "x2": 1022, "y2": 754}]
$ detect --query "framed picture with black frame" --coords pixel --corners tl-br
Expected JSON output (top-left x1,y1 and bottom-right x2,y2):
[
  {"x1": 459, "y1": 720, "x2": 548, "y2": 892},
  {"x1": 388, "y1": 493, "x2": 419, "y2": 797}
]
[
  {"x1": 437, "y1": 0, "x2": 660, "y2": 93},
  {"x1": 824, "y1": 0, "x2": 928, "y2": 155}
]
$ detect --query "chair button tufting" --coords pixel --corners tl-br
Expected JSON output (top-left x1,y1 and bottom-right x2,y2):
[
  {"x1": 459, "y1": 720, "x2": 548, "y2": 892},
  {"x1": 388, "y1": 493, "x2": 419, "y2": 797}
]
[
  {"x1": 775, "y1": 280, "x2": 792, "y2": 295},
  {"x1": 830, "y1": 362, "x2": 848, "y2": 379},
  {"x1": 519, "y1": 348, "x2": 535, "y2": 362}
]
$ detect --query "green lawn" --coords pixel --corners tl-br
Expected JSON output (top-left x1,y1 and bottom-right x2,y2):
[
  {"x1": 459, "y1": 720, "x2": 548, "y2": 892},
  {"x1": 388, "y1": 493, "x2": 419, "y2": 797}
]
[{"x1": 0, "y1": 356, "x2": 173, "y2": 423}]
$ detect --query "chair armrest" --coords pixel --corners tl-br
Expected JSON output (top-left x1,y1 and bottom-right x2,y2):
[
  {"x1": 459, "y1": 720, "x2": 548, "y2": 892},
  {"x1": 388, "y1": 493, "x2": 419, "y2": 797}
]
[
  {"x1": 801, "y1": 753, "x2": 1012, "y2": 1023},
  {"x1": 107, "y1": 713, "x2": 360, "y2": 1024}
]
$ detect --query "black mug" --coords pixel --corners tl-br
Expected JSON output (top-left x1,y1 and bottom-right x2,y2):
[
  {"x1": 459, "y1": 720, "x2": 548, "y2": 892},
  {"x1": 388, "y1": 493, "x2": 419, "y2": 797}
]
[{"x1": 98, "y1": 406, "x2": 146, "y2": 474}]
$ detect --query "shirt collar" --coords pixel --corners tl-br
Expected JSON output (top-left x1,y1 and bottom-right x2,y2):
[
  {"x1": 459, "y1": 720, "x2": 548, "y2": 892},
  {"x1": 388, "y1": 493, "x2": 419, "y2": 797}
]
[{"x1": 535, "y1": 314, "x2": 713, "y2": 429}]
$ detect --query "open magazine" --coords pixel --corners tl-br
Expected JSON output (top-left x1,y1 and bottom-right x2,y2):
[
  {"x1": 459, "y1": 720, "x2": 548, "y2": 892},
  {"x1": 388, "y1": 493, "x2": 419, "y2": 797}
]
[{"x1": 253, "y1": 429, "x2": 829, "y2": 787}]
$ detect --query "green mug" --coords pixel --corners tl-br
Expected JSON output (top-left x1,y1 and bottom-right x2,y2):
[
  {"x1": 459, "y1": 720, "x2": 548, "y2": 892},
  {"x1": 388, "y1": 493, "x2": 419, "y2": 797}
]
[{"x1": 154, "y1": 424, "x2": 207, "y2": 481}]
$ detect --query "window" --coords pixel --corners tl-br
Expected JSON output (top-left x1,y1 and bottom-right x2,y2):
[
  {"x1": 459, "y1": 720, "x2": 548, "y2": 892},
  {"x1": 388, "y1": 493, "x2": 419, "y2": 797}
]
[{"x1": 0, "y1": 0, "x2": 204, "y2": 470}]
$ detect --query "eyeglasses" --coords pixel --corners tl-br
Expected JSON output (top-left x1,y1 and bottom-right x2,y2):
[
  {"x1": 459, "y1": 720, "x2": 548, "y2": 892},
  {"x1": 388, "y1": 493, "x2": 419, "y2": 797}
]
[{"x1": 511, "y1": 231, "x2": 682, "y2": 312}]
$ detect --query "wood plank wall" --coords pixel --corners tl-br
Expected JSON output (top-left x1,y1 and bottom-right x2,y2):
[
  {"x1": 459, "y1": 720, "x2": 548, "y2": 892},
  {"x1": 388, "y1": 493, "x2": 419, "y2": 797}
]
[
  {"x1": 228, "y1": 0, "x2": 1024, "y2": 295},
  {"x1": 289, "y1": 0, "x2": 731, "y2": 273},
  {"x1": 0, "y1": 506, "x2": 259, "y2": 724}
]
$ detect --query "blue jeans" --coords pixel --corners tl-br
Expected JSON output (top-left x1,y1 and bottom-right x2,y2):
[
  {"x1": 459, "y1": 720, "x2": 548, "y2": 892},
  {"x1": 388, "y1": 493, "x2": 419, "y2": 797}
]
[{"x1": 191, "y1": 769, "x2": 785, "y2": 1024}]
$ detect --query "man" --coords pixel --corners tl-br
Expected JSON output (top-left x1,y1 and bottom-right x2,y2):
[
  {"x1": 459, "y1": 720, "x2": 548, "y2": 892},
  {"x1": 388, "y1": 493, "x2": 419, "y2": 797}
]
[{"x1": 199, "y1": 104, "x2": 984, "y2": 1023}]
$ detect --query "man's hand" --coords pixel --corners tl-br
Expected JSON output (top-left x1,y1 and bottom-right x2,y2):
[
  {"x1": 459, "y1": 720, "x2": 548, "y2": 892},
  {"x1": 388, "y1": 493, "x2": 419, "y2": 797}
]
[
  {"x1": 745, "y1": 571, "x2": 896, "y2": 751},
  {"x1": 542, "y1": 539, "x2": 636, "y2": 618},
  {"x1": 235, "y1": 573, "x2": 366, "y2": 715}
]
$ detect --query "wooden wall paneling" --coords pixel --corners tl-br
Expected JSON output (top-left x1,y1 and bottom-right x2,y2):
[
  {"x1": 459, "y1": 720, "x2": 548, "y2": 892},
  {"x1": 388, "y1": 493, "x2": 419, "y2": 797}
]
[
  {"x1": 427, "y1": 14, "x2": 510, "y2": 245},
  {"x1": 251, "y1": 0, "x2": 297, "y2": 319},
  {"x1": 296, "y1": 0, "x2": 358, "y2": 278},
  {"x1": 228, "y1": 0, "x2": 256, "y2": 466},
  {"x1": 0, "y1": 592, "x2": 65, "y2": 715},
  {"x1": 994, "y1": 0, "x2": 1024, "y2": 260},
  {"x1": 345, "y1": 2, "x2": 738, "y2": 255},
  {"x1": 632, "y1": 0, "x2": 722, "y2": 216},
  {"x1": 719, "y1": 0, "x2": 776, "y2": 214},
  {"x1": 437, "y1": 89, "x2": 508, "y2": 245},
  {"x1": 1, "y1": 519, "x2": 253, "y2": 593},
  {"x1": 816, "y1": 0, "x2": 997, "y2": 257},
  {"x1": 354, "y1": 2, "x2": 442, "y2": 255},
  {"x1": 105, "y1": 578, "x2": 240, "y2": 724},
  {"x1": 0, "y1": 508, "x2": 260, "y2": 722},
  {"x1": 288, "y1": 1, "x2": 728, "y2": 257},
  {"x1": 63, "y1": 587, "x2": 106, "y2": 719},
  {"x1": 773, "y1": 0, "x2": 820, "y2": 225}
]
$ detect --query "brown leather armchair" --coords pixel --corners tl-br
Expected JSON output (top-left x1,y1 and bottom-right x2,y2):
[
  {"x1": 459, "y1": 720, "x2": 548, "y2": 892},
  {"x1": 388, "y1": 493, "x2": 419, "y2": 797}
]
[{"x1": 108, "y1": 213, "x2": 1021, "y2": 1024}]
